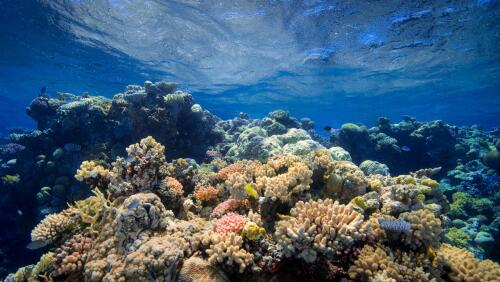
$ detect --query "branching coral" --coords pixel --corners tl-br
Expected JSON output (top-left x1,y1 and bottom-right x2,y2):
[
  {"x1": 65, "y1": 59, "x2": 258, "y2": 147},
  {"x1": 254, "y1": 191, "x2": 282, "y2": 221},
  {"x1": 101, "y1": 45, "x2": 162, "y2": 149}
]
[
  {"x1": 215, "y1": 212, "x2": 247, "y2": 234},
  {"x1": 194, "y1": 185, "x2": 219, "y2": 202},
  {"x1": 202, "y1": 231, "x2": 255, "y2": 273},
  {"x1": 74, "y1": 160, "x2": 110, "y2": 188},
  {"x1": 275, "y1": 199, "x2": 366, "y2": 263},
  {"x1": 31, "y1": 211, "x2": 75, "y2": 243},
  {"x1": 348, "y1": 244, "x2": 433, "y2": 282},
  {"x1": 256, "y1": 155, "x2": 312, "y2": 203},
  {"x1": 401, "y1": 209, "x2": 442, "y2": 249},
  {"x1": 436, "y1": 244, "x2": 500, "y2": 282},
  {"x1": 107, "y1": 136, "x2": 167, "y2": 198}
]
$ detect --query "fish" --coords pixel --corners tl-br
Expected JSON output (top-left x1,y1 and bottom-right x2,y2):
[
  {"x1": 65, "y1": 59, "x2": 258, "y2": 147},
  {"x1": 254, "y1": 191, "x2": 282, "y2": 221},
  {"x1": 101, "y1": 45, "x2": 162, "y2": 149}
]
[
  {"x1": 26, "y1": 239, "x2": 50, "y2": 250},
  {"x1": 127, "y1": 198, "x2": 141, "y2": 210},
  {"x1": 323, "y1": 126, "x2": 338, "y2": 134},
  {"x1": 378, "y1": 219, "x2": 411, "y2": 233},
  {"x1": 244, "y1": 184, "x2": 259, "y2": 199},
  {"x1": 17, "y1": 209, "x2": 23, "y2": 216},
  {"x1": 63, "y1": 143, "x2": 82, "y2": 152},
  {"x1": 39, "y1": 86, "x2": 48, "y2": 97},
  {"x1": 401, "y1": 145, "x2": 411, "y2": 152}
]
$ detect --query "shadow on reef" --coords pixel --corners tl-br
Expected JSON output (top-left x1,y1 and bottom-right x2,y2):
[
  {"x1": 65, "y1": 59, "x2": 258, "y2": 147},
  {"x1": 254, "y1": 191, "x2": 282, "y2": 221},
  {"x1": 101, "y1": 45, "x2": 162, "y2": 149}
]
[{"x1": 0, "y1": 81, "x2": 499, "y2": 281}]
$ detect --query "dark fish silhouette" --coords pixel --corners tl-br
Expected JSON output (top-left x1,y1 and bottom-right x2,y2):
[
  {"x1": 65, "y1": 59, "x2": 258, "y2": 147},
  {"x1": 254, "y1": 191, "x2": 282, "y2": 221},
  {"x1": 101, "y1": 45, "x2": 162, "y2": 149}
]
[
  {"x1": 39, "y1": 86, "x2": 47, "y2": 97},
  {"x1": 26, "y1": 239, "x2": 50, "y2": 250}
]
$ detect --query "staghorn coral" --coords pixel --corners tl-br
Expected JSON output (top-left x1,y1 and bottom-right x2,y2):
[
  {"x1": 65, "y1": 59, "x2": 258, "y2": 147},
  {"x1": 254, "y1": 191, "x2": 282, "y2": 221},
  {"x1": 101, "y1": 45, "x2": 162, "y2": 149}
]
[
  {"x1": 67, "y1": 188, "x2": 111, "y2": 231},
  {"x1": 436, "y1": 243, "x2": 500, "y2": 282},
  {"x1": 275, "y1": 199, "x2": 366, "y2": 263},
  {"x1": 401, "y1": 209, "x2": 442, "y2": 249},
  {"x1": 215, "y1": 212, "x2": 247, "y2": 234}
]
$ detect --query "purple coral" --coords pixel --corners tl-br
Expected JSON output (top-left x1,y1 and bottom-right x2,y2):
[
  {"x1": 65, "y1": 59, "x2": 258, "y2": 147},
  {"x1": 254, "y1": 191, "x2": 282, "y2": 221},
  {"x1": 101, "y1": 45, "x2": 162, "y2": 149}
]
[{"x1": 0, "y1": 143, "x2": 25, "y2": 156}]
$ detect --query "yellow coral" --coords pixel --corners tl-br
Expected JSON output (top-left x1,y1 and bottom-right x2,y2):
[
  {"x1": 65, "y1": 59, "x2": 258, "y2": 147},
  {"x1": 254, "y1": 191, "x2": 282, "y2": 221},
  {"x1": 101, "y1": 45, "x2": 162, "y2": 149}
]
[
  {"x1": 242, "y1": 222, "x2": 267, "y2": 240},
  {"x1": 421, "y1": 178, "x2": 439, "y2": 189}
]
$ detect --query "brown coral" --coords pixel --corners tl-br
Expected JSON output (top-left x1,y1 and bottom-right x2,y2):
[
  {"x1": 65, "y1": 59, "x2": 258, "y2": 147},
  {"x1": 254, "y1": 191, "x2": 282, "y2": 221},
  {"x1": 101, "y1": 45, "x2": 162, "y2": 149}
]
[
  {"x1": 53, "y1": 233, "x2": 93, "y2": 277},
  {"x1": 217, "y1": 163, "x2": 244, "y2": 180},
  {"x1": 202, "y1": 231, "x2": 254, "y2": 273},
  {"x1": 164, "y1": 176, "x2": 184, "y2": 196},
  {"x1": 178, "y1": 257, "x2": 229, "y2": 282}
]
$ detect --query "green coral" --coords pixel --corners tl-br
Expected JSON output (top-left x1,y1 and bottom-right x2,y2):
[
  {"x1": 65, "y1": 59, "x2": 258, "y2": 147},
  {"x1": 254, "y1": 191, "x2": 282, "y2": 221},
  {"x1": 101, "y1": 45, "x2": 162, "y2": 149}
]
[
  {"x1": 2, "y1": 174, "x2": 20, "y2": 185},
  {"x1": 350, "y1": 196, "x2": 367, "y2": 209},
  {"x1": 68, "y1": 188, "x2": 111, "y2": 231},
  {"x1": 30, "y1": 252, "x2": 55, "y2": 281},
  {"x1": 471, "y1": 198, "x2": 494, "y2": 215},
  {"x1": 448, "y1": 192, "x2": 472, "y2": 218},
  {"x1": 445, "y1": 227, "x2": 471, "y2": 248}
]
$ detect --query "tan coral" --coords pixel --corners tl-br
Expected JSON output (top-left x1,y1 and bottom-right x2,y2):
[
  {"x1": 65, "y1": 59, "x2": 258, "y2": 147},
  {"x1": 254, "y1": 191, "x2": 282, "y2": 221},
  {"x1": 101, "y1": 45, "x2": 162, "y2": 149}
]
[
  {"x1": 31, "y1": 211, "x2": 75, "y2": 242},
  {"x1": 202, "y1": 231, "x2": 254, "y2": 273},
  {"x1": 256, "y1": 155, "x2": 312, "y2": 203},
  {"x1": 436, "y1": 244, "x2": 500, "y2": 282},
  {"x1": 275, "y1": 199, "x2": 365, "y2": 263},
  {"x1": 401, "y1": 209, "x2": 442, "y2": 249},
  {"x1": 74, "y1": 160, "x2": 110, "y2": 187},
  {"x1": 323, "y1": 160, "x2": 368, "y2": 203},
  {"x1": 349, "y1": 244, "x2": 434, "y2": 282},
  {"x1": 178, "y1": 256, "x2": 229, "y2": 282}
]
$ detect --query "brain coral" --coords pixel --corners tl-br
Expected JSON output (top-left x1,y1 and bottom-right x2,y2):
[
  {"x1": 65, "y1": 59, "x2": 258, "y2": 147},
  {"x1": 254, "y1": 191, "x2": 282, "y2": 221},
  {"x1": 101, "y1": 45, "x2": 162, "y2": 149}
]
[{"x1": 275, "y1": 199, "x2": 366, "y2": 263}]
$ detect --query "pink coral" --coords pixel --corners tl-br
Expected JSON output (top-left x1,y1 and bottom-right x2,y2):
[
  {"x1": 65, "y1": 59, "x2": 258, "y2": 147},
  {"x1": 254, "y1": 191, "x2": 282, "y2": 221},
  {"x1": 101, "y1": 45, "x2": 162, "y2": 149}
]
[
  {"x1": 53, "y1": 234, "x2": 93, "y2": 277},
  {"x1": 211, "y1": 199, "x2": 248, "y2": 218},
  {"x1": 215, "y1": 212, "x2": 247, "y2": 234}
]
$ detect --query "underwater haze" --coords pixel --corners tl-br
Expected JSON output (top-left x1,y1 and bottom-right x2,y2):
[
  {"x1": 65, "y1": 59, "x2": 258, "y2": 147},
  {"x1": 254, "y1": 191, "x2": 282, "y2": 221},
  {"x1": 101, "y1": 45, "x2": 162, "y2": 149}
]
[
  {"x1": 1, "y1": 0, "x2": 500, "y2": 134},
  {"x1": 1, "y1": 0, "x2": 500, "y2": 281}
]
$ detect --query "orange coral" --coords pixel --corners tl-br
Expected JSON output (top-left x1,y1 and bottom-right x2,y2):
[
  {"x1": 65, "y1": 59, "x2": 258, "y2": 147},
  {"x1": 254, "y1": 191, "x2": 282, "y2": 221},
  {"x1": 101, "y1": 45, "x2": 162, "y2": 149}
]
[
  {"x1": 163, "y1": 176, "x2": 184, "y2": 196},
  {"x1": 194, "y1": 185, "x2": 219, "y2": 202},
  {"x1": 217, "y1": 163, "x2": 244, "y2": 180}
]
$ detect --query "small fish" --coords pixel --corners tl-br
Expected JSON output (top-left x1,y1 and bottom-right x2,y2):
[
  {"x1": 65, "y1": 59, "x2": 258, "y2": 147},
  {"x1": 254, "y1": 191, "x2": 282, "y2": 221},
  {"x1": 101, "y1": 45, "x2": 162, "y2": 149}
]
[
  {"x1": 26, "y1": 239, "x2": 50, "y2": 250},
  {"x1": 244, "y1": 184, "x2": 259, "y2": 199},
  {"x1": 17, "y1": 209, "x2": 23, "y2": 216},
  {"x1": 401, "y1": 145, "x2": 411, "y2": 152},
  {"x1": 323, "y1": 125, "x2": 338, "y2": 134},
  {"x1": 127, "y1": 198, "x2": 141, "y2": 210}
]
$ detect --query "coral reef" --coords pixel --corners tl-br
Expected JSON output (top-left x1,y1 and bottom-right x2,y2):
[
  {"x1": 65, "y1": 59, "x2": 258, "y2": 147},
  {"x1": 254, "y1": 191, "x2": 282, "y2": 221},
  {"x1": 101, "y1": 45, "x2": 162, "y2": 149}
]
[{"x1": 1, "y1": 82, "x2": 499, "y2": 281}]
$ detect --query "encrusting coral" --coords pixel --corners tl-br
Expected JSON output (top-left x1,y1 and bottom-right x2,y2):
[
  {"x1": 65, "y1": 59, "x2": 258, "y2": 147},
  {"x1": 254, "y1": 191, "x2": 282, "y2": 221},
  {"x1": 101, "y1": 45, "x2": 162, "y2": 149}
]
[{"x1": 7, "y1": 136, "x2": 500, "y2": 282}]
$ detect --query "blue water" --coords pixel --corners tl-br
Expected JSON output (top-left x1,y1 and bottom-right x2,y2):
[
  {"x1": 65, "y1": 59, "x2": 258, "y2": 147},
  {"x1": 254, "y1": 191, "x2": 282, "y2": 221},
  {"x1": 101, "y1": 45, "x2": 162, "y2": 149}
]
[{"x1": 1, "y1": 0, "x2": 499, "y2": 136}]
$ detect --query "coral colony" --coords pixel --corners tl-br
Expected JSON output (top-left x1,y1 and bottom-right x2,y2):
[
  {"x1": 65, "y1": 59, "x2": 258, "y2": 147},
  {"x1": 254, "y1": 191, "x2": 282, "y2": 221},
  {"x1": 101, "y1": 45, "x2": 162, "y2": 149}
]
[{"x1": 1, "y1": 81, "x2": 499, "y2": 281}]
